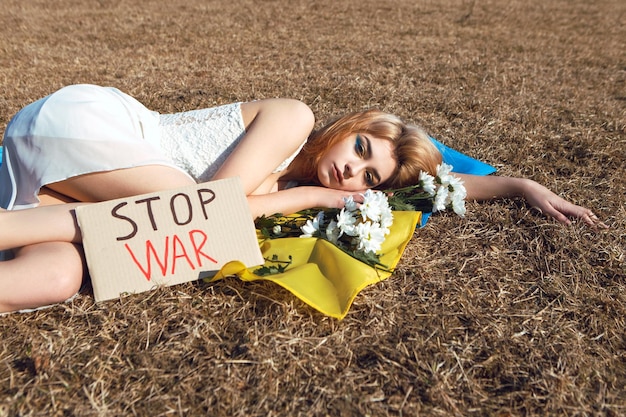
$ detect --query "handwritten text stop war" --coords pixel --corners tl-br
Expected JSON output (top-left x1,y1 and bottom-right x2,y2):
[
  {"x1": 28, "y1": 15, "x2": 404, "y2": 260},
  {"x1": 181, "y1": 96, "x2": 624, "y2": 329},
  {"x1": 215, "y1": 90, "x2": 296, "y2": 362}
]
[{"x1": 111, "y1": 189, "x2": 219, "y2": 280}]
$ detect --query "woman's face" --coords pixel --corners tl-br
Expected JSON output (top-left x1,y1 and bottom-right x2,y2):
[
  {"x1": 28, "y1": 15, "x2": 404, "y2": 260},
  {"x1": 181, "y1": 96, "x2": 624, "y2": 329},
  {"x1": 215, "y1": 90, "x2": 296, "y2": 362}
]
[{"x1": 317, "y1": 133, "x2": 397, "y2": 191}]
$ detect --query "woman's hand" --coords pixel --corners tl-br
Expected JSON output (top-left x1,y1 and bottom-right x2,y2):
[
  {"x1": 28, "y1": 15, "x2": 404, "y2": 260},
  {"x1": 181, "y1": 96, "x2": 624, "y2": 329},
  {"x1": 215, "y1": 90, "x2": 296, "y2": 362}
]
[
  {"x1": 458, "y1": 174, "x2": 607, "y2": 228},
  {"x1": 521, "y1": 179, "x2": 608, "y2": 228},
  {"x1": 311, "y1": 186, "x2": 366, "y2": 209}
]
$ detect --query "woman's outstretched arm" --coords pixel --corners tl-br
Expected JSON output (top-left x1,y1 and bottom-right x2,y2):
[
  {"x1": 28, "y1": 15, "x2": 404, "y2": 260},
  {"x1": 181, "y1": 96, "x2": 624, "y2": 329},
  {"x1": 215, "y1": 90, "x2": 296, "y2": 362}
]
[{"x1": 456, "y1": 173, "x2": 607, "y2": 228}]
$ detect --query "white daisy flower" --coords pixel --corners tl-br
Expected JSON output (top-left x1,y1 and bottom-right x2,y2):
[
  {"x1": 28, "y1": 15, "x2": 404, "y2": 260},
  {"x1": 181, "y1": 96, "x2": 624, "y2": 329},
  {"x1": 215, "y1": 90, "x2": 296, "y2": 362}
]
[
  {"x1": 355, "y1": 221, "x2": 386, "y2": 254},
  {"x1": 419, "y1": 171, "x2": 437, "y2": 196},
  {"x1": 300, "y1": 211, "x2": 324, "y2": 238},
  {"x1": 325, "y1": 220, "x2": 340, "y2": 244},
  {"x1": 436, "y1": 162, "x2": 453, "y2": 182},
  {"x1": 343, "y1": 195, "x2": 358, "y2": 212},
  {"x1": 336, "y1": 208, "x2": 357, "y2": 237},
  {"x1": 433, "y1": 186, "x2": 449, "y2": 213}
]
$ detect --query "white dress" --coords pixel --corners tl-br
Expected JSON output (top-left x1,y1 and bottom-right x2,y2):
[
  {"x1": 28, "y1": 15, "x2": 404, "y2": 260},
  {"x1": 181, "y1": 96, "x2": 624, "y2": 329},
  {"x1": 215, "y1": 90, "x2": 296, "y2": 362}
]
[{"x1": 0, "y1": 84, "x2": 299, "y2": 210}]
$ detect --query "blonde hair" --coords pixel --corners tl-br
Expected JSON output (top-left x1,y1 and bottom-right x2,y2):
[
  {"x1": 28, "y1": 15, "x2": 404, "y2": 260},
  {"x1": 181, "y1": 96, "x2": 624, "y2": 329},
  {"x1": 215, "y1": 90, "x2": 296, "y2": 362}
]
[{"x1": 297, "y1": 109, "x2": 442, "y2": 189}]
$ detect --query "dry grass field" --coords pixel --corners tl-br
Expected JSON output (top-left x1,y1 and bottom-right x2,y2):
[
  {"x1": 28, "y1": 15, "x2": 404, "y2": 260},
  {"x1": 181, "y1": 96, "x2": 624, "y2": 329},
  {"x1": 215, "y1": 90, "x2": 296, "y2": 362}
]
[{"x1": 1, "y1": 0, "x2": 625, "y2": 415}]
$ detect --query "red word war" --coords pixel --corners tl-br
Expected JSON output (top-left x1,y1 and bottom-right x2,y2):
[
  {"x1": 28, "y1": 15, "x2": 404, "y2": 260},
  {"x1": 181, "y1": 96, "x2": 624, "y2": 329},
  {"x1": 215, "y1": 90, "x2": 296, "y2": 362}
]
[{"x1": 124, "y1": 230, "x2": 217, "y2": 280}]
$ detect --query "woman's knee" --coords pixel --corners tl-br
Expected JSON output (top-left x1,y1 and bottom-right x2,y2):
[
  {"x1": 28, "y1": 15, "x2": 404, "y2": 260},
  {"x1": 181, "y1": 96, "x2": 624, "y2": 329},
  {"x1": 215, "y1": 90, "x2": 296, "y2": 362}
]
[
  {"x1": 13, "y1": 243, "x2": 85, "y2": 303},
  {"x1": 43, "y1": 244, "x2": 85, "y2": 299},
  {"x1": 48, "y1": 265, "x2": 84, "y2": 301}
]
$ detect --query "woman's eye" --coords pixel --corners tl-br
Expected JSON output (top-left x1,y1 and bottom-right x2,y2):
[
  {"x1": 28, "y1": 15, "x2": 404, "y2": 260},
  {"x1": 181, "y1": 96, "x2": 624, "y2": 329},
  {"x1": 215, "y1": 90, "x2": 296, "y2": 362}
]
[
  {"x1": 365, "y1": 171, "x2": 374, "y2": 186},
  {"x1": 355, "y1": 135, "x2": 365, "y2": 155}
]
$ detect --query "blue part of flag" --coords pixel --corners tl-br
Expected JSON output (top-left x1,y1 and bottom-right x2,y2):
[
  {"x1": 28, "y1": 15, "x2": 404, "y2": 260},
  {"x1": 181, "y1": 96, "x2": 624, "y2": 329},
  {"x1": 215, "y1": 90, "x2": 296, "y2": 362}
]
[{"x1": 430, "y1": 138, "x2": 497, "y2": 176}]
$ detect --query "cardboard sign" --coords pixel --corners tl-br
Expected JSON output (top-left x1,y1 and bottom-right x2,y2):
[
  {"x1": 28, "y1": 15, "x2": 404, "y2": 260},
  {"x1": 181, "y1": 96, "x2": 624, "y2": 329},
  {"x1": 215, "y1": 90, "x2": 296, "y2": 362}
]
[{"x1": 75, "y1": 177, "x2": 264, "y2": 302}]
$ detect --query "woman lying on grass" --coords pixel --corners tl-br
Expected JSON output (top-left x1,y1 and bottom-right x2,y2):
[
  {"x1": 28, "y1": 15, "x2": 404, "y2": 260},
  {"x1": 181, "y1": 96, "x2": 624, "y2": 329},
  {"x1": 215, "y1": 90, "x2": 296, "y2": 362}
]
[{"x1": 0, "y1": 84, "x2": 605, "y2": 313}]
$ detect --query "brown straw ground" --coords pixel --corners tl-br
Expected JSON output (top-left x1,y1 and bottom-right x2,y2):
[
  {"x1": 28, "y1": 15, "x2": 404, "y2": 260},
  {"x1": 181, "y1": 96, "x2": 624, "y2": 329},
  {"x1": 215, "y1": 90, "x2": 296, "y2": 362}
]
[{"x1": 1, "y1": 0, "x2": 625, "y2": 415}]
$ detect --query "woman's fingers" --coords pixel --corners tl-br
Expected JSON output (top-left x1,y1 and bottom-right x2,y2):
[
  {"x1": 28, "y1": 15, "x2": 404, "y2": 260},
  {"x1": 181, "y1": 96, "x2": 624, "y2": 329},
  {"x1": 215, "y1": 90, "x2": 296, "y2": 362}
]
[{"x1": 580, "y1": 210, "x2": 609, "y2": 229}]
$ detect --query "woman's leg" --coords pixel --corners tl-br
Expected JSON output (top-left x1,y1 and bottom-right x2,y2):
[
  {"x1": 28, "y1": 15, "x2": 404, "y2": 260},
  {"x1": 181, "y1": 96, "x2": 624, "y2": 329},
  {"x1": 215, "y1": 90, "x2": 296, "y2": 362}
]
[
  {"x1": 0, "y1": 203, "x2": 83, "y2": 251},
  {"x1": 0, "y1": 242, "x2": 85, "y2": 313},
  {"x1": 0, "y1": 165, "x2": 196, "y2": 313},
  {"x1": 46, "y1": 164, "x2": 196, "y2": 202}
]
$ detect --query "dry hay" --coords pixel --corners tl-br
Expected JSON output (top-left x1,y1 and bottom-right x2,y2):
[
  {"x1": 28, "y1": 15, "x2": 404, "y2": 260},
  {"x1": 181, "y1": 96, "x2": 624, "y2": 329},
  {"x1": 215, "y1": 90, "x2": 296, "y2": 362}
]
[{"x1": 1, "y1": 0, "x2": 625, "y2": 415}]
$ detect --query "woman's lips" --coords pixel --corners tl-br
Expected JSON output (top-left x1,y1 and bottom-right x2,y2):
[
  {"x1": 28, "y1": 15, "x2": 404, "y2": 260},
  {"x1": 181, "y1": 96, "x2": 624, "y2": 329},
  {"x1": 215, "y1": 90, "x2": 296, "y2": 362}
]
[{"x1": 333, "y1": 164, "x2": 343, "y2": 184}]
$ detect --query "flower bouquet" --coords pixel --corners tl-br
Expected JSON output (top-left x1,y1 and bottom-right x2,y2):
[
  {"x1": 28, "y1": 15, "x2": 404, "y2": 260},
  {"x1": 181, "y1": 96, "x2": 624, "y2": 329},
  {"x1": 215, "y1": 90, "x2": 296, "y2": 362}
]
[
  {"x1": 255, "y1": 163, "x2": 467, "y2": 274},
  {"x1": 256, "y1": 188, "x2": 394, "y2": 271},
  {"x1": 386, "y1": 162, "x2": 467, "y2": 216}
]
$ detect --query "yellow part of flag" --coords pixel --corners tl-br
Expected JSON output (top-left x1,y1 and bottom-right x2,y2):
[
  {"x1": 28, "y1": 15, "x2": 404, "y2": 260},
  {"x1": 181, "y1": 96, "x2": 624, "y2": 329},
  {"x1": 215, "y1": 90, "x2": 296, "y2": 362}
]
[{"x1": 210, "y1": 211, "x2": 421, "y2": 319}]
